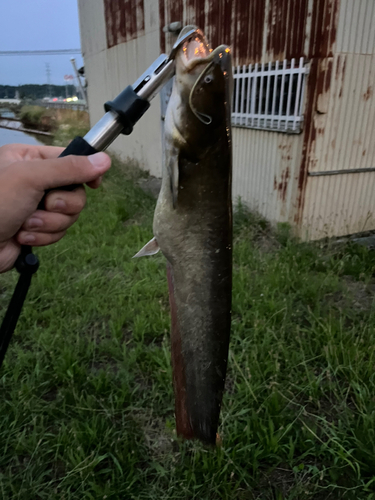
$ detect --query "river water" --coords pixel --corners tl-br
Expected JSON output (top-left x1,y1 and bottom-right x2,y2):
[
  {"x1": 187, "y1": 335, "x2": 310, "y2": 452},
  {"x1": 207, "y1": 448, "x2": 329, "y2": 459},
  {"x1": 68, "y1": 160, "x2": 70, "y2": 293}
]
[
  {"x1": 0, "y1": 127, "x2": 46, "y2": 147},
  {"x1": 0, "y1": 109, "x2": 52, "y2": 147}
]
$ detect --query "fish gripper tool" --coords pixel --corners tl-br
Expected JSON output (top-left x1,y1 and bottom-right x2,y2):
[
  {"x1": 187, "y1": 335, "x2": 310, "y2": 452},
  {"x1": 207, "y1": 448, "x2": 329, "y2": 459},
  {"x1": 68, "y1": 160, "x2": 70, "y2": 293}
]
[{"x1": 0, "y1": 27, "x2": 199, "y2": 369}]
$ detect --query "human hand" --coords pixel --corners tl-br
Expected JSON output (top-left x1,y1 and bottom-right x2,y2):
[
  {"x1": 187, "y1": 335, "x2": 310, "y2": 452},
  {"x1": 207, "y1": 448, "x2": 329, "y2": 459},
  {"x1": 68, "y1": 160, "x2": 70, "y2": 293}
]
[{"x1": 0, "y1": 144, "x2": 111, "y2": 273}]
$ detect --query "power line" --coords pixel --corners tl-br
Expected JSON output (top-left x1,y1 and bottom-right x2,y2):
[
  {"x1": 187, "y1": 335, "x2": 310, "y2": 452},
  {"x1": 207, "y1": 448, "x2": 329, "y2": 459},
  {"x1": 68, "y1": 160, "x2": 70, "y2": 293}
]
[{"x1": 0, "y1": 49, "x2": 81, "y2": 56}]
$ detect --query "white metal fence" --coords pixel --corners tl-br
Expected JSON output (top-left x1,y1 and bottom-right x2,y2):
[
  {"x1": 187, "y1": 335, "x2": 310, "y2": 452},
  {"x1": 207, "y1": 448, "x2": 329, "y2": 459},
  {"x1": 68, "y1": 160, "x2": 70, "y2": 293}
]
[{"x1": 232, "y1": 58, "x2": 308, "y2": 134}]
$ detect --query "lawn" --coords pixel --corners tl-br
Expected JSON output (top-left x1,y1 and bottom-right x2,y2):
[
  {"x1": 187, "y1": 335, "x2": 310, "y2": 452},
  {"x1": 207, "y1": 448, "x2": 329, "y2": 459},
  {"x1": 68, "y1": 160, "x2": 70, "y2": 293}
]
[{"x1": 1, "y1": 157, "x2": 375, "y2": 499}]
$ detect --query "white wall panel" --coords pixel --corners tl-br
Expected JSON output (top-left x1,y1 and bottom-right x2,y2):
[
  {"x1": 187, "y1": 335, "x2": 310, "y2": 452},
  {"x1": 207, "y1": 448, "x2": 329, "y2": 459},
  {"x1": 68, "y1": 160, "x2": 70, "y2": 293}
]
[
  {"x1": 232, "y1": 128, "x2": 304, "y2": 224},
  {"x1": 78, "y1": 0, "x2": 107, "y2": 58}
]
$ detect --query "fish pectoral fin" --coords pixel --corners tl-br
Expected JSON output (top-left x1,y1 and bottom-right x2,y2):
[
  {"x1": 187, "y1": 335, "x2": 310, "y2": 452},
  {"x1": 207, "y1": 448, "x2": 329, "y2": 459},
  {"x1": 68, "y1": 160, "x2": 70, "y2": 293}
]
[
  {"x1": 132, "y1": 237, "x2": 160, "y2": 258},
  {"x1": 168, "y1": 150, "x2": 179, "y2": 209}
]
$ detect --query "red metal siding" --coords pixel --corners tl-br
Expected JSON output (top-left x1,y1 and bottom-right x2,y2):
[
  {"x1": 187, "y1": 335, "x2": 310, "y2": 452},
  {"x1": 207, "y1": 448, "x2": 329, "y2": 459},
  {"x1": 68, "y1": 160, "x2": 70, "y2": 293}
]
[
  {"x1": 187, "y1": 0, "x2": 205, "y2": 36},
  {"x1": 205, "y1": 0, "x2": 234, "y2": 53},
  {"x1": 158, "y1": 0, "x2": 340, "y2": 64},
  {"x1": 266, "y1": 0, "x2": 338, "y2": 61},
  {"x1": 266, "y1": 0, "x2": 309, "y2": 60},
  {"x1": 104, "y1": 0, "x2": 340, "y2": 64},
  {"x1": 308, "y1": 0, "x2": 339, "y2": 57},
  {"x1": 159, "y1": 0, "x2": 265, "y2": 65},
  {"x1": 104, "y1": 0, "x2": 145, "y2": 48}
]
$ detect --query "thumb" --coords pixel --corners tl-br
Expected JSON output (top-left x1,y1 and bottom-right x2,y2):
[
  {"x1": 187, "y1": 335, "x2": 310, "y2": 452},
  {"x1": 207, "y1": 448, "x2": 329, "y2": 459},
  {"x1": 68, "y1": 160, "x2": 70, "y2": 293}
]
[{"x1": 19, "y1": 152, "x2": 111, "y2": 192}]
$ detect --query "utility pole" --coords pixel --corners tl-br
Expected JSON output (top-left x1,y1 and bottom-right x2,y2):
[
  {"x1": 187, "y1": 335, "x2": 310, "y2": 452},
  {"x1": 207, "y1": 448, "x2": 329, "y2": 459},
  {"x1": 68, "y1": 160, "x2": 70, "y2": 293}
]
[
  {"x1": 70, "y1": 58, "x2": 87, "y2": 103},
  {"x1": 45, "y1": 62, "x2": 51, "y2": 98}
]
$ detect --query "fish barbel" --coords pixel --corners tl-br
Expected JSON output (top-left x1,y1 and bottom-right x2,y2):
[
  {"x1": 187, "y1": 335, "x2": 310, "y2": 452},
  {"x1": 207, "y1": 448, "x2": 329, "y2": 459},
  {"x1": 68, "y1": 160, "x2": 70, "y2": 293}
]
[{"x1": 135, "y1": 26, "x2": 233, "y2": 444}]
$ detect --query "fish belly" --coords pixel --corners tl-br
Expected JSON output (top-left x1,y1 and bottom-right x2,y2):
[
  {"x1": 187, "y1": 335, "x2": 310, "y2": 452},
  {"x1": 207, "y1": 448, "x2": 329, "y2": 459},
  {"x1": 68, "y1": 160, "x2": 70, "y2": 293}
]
[
  {"x1": 155, "y1": 160, "x2": 231, "y2": 443},
  {"x1": 167, "y1": 242, "x2": 231, "y2": 444}
]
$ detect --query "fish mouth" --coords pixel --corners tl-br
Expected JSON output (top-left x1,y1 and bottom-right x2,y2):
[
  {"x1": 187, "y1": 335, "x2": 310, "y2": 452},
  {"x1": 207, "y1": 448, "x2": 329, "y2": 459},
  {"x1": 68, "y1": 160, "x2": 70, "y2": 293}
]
[
  {"x1": 176, "y1": 26, "x2": 231, "y2": 72},
  {"x1": 174, "y1": 26, "x2": 232, "y2": 125}
]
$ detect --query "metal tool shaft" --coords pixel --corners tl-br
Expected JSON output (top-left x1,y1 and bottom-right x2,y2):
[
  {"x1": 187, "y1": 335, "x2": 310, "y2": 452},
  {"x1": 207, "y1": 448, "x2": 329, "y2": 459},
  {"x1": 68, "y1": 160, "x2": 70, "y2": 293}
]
[
  {"x1": 83, "y1": 111, "x2": 124, "y2": 151},
  {"x1": 136, "y1": 58, "x2": 175, "y2": 101},
  {"x1": 83, "y1": 55, "x2": 175, "y2": 151}
]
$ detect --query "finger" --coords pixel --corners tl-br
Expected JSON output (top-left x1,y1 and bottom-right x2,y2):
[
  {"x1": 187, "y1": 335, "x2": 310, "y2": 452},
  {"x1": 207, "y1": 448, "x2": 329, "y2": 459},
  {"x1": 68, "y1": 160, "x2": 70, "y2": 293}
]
[
  {"x1": 0, "y1": 239, "x2": 21, "y2": 274},
  {"x1": 44, "y1": 186, "x2": 86, "y2": 215},
  {"x1": 16, "y1": 229, "x2": 67, "y2": 247},
  {"x1": 16, "y1": 152, "x2": 111, "y2": 193},
  {"x1": 32, "y1": 145, "x2": 65, "y2": 159},
  {"x1": 1, "y1": 144, "x2": 65, "y2": 160},
  {"x1": 21, "y1": 210, "x2": 79, "y2": 233},
  {"x1": 86, "y1": 176, "x2": 103, "y2": 189}
]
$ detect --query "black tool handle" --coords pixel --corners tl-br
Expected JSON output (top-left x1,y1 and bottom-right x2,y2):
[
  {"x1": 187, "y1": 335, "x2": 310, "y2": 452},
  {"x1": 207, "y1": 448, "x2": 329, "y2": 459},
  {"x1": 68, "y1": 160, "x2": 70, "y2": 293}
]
[
  {"x1": 38, "y1": 136, "x2": 98, "y2": 209},
  {"x1": 0, "y1": 247, "x2": 39, "y2": 368}
]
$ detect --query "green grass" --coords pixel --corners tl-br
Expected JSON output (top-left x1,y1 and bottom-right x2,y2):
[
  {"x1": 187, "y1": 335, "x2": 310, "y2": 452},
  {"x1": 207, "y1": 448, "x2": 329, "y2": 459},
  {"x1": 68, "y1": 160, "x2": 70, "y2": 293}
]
[{"x1": 1, "y1": 159, "x2": 375, "y2": 499}]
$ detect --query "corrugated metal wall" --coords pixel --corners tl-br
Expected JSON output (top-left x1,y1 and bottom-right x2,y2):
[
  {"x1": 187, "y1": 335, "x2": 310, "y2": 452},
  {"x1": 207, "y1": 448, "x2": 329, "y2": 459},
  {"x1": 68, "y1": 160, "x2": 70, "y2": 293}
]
[
  {"x1": 78, "y1": 0, "x2": 374, "y2": 239},
  {"x1": 232, "y1": 129, "x2": 304, "y2": 225},
  {"x1": 158, "y1": 0, "x2": 339, "y2": 64},
  {"x1": 301, "y1": 0, "x2": 375, "y2": 239}
]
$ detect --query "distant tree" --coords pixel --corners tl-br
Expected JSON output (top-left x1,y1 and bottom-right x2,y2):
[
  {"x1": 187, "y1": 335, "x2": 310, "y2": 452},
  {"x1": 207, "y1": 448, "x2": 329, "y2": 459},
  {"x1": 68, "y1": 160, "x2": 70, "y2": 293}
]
[{"x1": 0, "y1": 84, "x2": 75, "y2": 100}]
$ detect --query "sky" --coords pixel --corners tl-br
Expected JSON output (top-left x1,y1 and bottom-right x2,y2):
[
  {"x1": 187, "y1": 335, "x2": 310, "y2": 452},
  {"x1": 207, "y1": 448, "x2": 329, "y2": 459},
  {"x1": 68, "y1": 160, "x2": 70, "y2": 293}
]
[{"x1": 0, "y1": 0, "x2": 84, "y2": 86}]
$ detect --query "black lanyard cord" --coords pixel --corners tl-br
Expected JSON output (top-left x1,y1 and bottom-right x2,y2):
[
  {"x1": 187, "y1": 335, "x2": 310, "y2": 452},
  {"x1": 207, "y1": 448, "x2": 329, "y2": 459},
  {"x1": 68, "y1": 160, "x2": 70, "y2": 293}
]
[{"x1": 0, "y1": 246, "x2": 39, "y2": 369}]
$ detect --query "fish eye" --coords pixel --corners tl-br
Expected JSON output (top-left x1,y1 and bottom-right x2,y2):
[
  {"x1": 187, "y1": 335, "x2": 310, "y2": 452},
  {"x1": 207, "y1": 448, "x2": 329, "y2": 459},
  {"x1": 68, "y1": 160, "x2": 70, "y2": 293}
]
[{"x1": 204, "y1": 75, "x2": 213, "y2": 84}]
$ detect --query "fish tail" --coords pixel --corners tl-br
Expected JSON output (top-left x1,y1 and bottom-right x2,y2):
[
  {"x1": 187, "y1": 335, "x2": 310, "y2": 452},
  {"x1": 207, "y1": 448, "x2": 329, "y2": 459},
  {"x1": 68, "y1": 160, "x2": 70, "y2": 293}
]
[{"x1": 166, "y1": 261, "x2": 194, "y2": 440}]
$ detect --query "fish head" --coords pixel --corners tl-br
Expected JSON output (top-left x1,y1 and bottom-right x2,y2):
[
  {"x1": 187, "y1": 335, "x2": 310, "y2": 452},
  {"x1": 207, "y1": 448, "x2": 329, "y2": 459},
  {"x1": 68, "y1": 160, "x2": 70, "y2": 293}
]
[{"x1": 171, "y1": 26, "x2": 233, "y2": 154}]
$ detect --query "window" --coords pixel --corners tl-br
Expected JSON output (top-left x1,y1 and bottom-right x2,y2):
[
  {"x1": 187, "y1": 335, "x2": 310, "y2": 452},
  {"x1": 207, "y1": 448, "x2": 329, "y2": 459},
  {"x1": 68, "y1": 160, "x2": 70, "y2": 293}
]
[{"x1": 232, "y1": 58, "x2": 308, "y2": 134}]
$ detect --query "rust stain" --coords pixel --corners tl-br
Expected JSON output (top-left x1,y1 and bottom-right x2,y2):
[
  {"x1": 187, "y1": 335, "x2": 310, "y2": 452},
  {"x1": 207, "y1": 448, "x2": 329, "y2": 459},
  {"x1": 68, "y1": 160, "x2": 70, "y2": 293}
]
[
  {"x1": 276, "y1": 168, "x2": 290, "y2": 202},
  {"x1": 247, "y1": 0, "x2": 266, "y2": 63},
  {"x1": 158, "y1": 0, "x2": 339, "y2": 67},
  {"x1": 206, "y1": 0, "x2": 233, "y2": 54},
  {"x1": 338, "y1": 57, "x2": 346, "y2": 98},
  {"x1": 342, "y1": 57, "x2": 346, "y2": 77},
  {"x1": 266, "y1": 0, "x2": 309, "y2": 60},
  {"x1": 290, "y1": 0, "x2": 309, "y2": 59},
  {"x1": 187, "y1": 0, "x2": 205, "y2": 31},
  {"x1": 159, "y1": 0, "x2": 183, "y2": 56},
  {"x1": 335, "y1": 55, "x2": 340, "y2": 78},
  {"x1": 159, "y1": 0, "x2": 166, "y2": 52},
  {"x1": 308, "y1": 0, "x2": 339, "y2": 58},
  {"x1": 295, "y1": 59, "x2": 319, "y2": 224},
  {"x1": 169, "y1": 0, "x2": 184, "y2": 26},
  {"x1": 308, "y1": 0, "x2": 326, "y2": 57},
  {"x1": 316, "y1": 58, "x2": 333, "y2": 113},
  {"x1": 106, "y1": 0, "x2": 341, "y2": 66},
  {"x1": 364, "y1": 86, "x2": 373, "y2": 101},
  {"x1": 278, "y1": 143, "x2": 292, "y2": 151},
  {"x1": 159, "y1": 0, "x2": 265, "y2": 66},
  {"x1": 324, "y1": 58, "x2": 333, "y2": 93},
  {"x1": 362, "y1": 150, "x2": 367, "y2": 157},
  {"x1": 207, "y1": 0, "x2": 265, "y2": 64},
  {"x1": 167, "y1": 262, "x2": 194, "y2": 440},
  {"x1": 294, "y1": 0, "x2": 339, "y2": 226},
  {"x1": 104, "y1": 0, "x2": 145, "y2": 48}
]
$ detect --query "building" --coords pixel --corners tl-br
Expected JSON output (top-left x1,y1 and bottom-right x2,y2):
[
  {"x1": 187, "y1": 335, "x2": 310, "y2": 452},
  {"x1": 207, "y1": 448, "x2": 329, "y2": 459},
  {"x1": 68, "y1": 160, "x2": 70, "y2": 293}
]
[{"x1": 78, "y1": 0, "x2": 375, "y2": 240}]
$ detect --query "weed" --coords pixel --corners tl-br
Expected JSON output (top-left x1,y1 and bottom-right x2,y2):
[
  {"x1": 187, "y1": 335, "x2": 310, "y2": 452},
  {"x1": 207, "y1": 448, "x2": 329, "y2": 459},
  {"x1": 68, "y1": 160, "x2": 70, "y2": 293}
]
[{"x1": 0, "y1": 161, "x2": 375, "y2": 498}]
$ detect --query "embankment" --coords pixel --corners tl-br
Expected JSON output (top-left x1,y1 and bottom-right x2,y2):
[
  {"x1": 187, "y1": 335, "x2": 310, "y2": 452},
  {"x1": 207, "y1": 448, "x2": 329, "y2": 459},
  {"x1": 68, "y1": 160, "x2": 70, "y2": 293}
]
[{"x1": 18, "y1": 105, "x2": 90, "y2": 144}]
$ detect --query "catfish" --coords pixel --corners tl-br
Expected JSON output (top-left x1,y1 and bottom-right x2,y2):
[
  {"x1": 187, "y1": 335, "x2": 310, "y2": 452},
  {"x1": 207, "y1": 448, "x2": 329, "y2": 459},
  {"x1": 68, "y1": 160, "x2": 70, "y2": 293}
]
[{"x1": 135, "y1": 26, "x2": 233, "y2": 444}]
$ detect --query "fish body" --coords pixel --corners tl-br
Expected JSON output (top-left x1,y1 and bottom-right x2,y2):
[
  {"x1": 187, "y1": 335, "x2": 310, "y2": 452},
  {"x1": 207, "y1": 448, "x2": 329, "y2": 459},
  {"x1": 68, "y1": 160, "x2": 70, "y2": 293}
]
[{"x1": 139, "y1": 26, "x2": 233, "y2": 444}]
